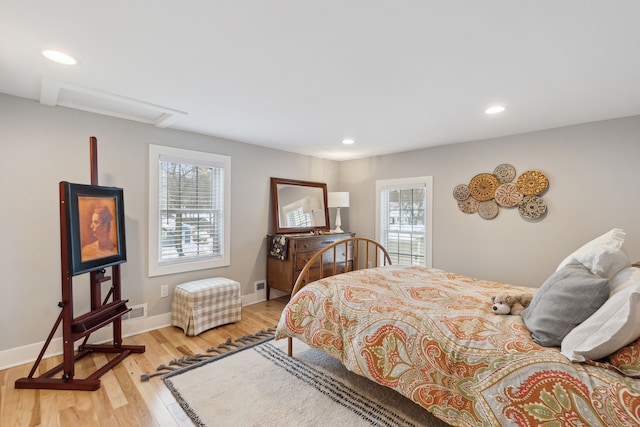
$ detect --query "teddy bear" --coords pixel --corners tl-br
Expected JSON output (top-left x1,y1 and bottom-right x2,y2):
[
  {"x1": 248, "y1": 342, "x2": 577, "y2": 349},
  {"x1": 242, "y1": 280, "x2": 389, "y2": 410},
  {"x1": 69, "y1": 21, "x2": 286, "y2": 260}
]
[{"x1": 491, "y1": 293, "x2": 534, "y2": 315}]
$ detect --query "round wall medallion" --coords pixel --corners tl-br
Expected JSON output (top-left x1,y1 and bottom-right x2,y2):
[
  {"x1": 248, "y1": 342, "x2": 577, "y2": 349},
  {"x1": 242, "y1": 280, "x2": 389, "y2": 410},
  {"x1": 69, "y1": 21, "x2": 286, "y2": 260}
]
[
  {"x1": 494, "y1": 182, "x2": 523, "y2": 207},
  {"x1": 468, "y1": 173, "x2": 499, "y2": 201},
  {"x1": 493, "y1": 164, "x2": 516, "y2": 183},
  {"x1": 453, "y1": 184, "x2": 470, "y2": 201},
  {"x1": 458, "y1": 197, "x2": 479, "y2": 214},
  {"x1": 517, "y1": 170, "x2": 548, "y2": 196},
  {"x1": 478, "y1": 200, "x2": 499, "y2": 219},
  {"x1": 518, "y1": 195, "x2": 547, "y2": 219}
]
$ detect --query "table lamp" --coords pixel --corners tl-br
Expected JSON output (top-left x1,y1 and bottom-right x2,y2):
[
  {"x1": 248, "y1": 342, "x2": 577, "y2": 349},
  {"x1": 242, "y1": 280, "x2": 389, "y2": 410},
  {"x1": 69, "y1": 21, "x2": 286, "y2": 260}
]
[{"x1": 328, "y1": 192, "x2": 349, "y2": 233}]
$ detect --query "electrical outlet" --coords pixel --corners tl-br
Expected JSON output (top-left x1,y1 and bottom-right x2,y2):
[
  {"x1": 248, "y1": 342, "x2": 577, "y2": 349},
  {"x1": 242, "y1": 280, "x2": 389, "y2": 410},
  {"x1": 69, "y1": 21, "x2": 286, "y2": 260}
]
[
  {"x1": 160, "y1": 285, "x2": 169, "y2": 298},
  {"x1": 254, "y1": 280, "x2": 266, "y2": 292}
]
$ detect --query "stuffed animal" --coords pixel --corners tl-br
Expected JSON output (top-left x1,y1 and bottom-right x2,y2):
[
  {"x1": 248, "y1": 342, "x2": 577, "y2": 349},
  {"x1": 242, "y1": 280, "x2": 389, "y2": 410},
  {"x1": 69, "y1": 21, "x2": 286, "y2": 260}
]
[{"x1": 491, "y1": 293, "x2": 534, "y2": 315}]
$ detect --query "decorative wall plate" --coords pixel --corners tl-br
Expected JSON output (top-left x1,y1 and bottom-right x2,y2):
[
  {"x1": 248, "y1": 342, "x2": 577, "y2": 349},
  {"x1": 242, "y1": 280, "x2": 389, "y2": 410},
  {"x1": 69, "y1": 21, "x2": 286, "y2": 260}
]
[
  {"x1": 453, "y1": 184, "x2": 470, "y2": 201},
  {"x1": 468, "y1": 173, "x2": 499, "y2": 201},
  {"x1": 494, "y1": 182, "x2": 523, "y2": 207},
  {"x1": 493, "y1": 164, "x2": 516, "y2": 183},
  {"x1": 518, "y1": 195, "x2": 547, "y2": 219},
  {"x1": 517, "y1": 170, "x2": 548, "y2": 196},
  {"x1": 478, "y1": 200, "x2": 499, "y2": 219},
  {"x1": 458, "y1": 197, "x2": 479, "y2": 214}
]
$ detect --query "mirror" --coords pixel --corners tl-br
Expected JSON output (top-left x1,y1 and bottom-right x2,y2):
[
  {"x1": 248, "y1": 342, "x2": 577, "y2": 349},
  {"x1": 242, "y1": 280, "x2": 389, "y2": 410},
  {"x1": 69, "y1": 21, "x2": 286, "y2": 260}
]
[{"x1": 271, "y1": 177, "x2": 330, "y2": 234}]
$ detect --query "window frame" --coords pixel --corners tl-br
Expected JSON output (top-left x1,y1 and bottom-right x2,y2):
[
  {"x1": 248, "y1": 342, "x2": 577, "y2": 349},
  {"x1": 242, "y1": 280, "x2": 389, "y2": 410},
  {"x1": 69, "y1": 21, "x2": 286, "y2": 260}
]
[
  {"x1": 375, "y1": 176, "x2": 433, "y2": 267},
  {"x1": 148, "y1": 144, "x2": 231, "y2": 277}
]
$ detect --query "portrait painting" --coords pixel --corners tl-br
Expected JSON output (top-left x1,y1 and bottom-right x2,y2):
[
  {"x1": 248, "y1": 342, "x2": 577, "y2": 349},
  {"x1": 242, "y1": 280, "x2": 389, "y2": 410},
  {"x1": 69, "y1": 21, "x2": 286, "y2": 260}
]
[
  {"x1": 63, "y1": 182, "x2": 127, "y2": 276},
  {"x1": 79, "y1": 196, "x2": 118, "y2": 261}
]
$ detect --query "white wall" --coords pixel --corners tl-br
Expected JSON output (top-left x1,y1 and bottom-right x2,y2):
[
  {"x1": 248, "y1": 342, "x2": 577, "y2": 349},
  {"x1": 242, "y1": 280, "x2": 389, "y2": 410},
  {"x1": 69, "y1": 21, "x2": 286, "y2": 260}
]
[
  {"x1": 3, "y1": 90, "x2": 640, "y2": 367},
  {"x1": 341, "y1": 115, "x2": 640, "y2": 287},
  {"x1": 0, "y1": 93, "x2": 339, "y2": 358}
]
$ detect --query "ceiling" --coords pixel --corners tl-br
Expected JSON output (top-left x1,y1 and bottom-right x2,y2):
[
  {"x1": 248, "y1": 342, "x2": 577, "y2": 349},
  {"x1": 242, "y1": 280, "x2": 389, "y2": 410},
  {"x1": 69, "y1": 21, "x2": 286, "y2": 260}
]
[{"x1": 2, "y1": 2, "x2": 640, "y2": 161}]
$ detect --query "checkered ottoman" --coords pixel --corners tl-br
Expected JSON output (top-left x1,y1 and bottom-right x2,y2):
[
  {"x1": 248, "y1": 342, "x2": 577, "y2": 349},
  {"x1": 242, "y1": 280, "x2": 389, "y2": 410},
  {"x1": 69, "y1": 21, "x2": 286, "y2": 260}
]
[{"x1": 171, "y1": 277, "x2": 242, "y2": 336}]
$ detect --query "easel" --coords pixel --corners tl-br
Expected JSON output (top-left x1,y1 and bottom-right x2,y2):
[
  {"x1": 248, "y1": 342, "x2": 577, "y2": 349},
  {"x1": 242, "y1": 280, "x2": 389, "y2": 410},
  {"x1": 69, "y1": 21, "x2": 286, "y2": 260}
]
[{"x1": 15, "y1": 137, "x2": 145, "y2": 391}]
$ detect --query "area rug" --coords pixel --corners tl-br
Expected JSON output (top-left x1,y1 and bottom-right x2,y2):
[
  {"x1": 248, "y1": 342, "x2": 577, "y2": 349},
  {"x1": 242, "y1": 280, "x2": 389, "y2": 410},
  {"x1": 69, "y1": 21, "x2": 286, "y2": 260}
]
[{"x1": 161, "y1": 337, "x2": 450, "y2": 427}]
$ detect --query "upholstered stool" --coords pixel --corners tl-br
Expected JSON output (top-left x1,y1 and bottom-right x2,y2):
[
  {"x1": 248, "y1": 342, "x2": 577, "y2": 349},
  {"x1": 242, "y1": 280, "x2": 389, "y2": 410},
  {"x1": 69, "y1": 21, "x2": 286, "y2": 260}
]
[{"x1": 171, "y1": 277, "x2": 242, "y2": 336}]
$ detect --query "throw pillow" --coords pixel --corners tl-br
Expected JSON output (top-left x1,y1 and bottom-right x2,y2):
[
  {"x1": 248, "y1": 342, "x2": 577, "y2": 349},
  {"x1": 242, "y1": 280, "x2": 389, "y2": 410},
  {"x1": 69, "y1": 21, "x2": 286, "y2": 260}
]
[
  {"x1": 521, "y1": 262, "x2": 610, "y2": 347},
  {"x1": 561, "y1": 283, "x2": 640, "y2": 362},
  {"x1": 556, "y1": 228, "x2": 630, "y2": 278}
]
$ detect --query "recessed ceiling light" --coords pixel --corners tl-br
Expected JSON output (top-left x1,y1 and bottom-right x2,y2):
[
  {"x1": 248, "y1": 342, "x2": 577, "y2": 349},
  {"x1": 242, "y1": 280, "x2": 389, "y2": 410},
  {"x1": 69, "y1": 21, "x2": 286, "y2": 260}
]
[
  {"x1": 42, "y1": 50, "x2": 77, "y2": 65},
  {"x1": 485, "y1": 105, "x2": 506, "y2": 114},
  {"x1": 342, "y1": 138, "x2": 355, "y2": 145}
]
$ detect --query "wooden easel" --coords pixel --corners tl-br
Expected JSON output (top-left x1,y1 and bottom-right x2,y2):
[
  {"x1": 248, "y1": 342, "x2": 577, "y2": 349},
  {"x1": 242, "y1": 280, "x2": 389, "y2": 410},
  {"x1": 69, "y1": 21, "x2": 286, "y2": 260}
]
[{"x1": 15, "y1": 137, "x2": 145, "y2": 391}]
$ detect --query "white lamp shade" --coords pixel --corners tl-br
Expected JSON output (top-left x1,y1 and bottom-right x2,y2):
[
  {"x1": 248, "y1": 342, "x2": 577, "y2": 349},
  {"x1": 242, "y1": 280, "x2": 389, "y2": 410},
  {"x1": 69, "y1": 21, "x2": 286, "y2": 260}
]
[{"x1": 328, "y1": 192, "x2": 350, "y2": 208}]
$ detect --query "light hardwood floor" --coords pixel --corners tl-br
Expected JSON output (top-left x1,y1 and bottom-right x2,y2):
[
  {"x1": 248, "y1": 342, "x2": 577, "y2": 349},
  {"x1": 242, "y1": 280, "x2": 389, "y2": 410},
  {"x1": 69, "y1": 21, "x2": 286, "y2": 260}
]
[{"x1": 0, "y1": 297, "x2": 288, "y2": 427}]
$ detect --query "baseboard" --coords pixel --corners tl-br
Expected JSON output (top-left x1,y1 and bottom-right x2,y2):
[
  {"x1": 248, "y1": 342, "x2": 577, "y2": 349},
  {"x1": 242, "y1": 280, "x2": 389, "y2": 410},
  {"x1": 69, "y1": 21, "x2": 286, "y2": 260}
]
[
  {"x1": 0, "y1": 312, "x2": 172, "y2": 371},
  {"x1": 241, "y1": 289, "x2": 288, "y2": 305},
  {"x1": 242, "y1": 291, "x2": 266, "y2": 306},
  {"x1": 0, "y1": 297, "x2": 281, "y2": 372},
  {"x1": 270, "y1": 289, "x2": 289, "y2": 299}
]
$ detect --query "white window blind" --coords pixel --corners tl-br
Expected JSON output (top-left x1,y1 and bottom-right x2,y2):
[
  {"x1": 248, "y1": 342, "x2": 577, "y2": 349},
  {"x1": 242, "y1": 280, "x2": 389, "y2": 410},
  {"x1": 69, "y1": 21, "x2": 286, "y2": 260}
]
[
  {"x1": 376, "y1": 177, "x2": 433, "y2": 267},
  {"x1": 158, "y1": 157, "x2": 223, "y2": 262},
  {"x1": 282, "y1": 199, "x2": 312, "y2": 228},
  {"x1": 286, "y1": 207, "x2": 311, "y2": 228},
  {"x1": 149, "y1": 145, "x2": 230, "y2": 276}
]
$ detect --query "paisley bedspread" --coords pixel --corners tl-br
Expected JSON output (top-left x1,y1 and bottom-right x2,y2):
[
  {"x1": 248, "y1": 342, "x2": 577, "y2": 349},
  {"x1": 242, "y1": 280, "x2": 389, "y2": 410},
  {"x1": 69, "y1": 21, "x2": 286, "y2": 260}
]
[{"x1": 275, "y1": 265, "x2": 640, "y2": 426}]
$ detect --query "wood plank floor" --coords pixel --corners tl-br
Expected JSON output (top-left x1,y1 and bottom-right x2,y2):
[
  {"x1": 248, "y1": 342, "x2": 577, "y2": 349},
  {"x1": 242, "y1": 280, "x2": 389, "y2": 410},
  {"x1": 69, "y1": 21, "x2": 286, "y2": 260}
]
[{"x1": 0, "y1": 297, "x2": 288, "y2": 427}]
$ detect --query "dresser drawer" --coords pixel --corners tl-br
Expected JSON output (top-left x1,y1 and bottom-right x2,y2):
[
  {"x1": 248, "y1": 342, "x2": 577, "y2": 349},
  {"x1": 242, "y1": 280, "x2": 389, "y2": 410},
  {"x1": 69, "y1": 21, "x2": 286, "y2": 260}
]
[
  {"x1": 267, "y1": 232, "x2": 354, "y2": 299},
  {"x1": 293, "y1": 236, "x2": 350, "y2": 253},
  {"x1": 294, "y1": 242, "x2": 353, "y2": 270}
]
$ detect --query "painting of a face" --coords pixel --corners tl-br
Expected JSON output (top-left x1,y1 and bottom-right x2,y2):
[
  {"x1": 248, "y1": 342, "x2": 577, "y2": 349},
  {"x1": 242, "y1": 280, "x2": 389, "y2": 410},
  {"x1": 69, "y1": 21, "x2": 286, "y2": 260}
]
[{"x1": 79, "y1": 196, "x2": 118, "y2": 261}]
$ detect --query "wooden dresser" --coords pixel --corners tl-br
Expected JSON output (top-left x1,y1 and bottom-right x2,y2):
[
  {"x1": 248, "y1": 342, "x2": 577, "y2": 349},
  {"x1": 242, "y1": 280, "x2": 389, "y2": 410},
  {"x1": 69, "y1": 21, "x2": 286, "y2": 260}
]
[{"x1": 266, "y1": 232, "x2": 354, "y2": 299}]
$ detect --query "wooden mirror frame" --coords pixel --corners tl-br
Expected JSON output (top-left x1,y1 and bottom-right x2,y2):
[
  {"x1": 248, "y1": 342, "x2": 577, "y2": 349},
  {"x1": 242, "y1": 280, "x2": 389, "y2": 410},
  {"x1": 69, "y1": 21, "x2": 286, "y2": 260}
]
[{"x1": 271, "y1": 177, "x2": 330, "y2": 234}]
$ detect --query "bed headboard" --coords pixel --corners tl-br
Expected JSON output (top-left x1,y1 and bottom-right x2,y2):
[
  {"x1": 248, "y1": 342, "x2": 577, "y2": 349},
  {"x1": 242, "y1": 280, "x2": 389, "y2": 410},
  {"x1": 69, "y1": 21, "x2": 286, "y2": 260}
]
[{"x1": 291, "y1": 237, "x2": 392, "y2": 296}]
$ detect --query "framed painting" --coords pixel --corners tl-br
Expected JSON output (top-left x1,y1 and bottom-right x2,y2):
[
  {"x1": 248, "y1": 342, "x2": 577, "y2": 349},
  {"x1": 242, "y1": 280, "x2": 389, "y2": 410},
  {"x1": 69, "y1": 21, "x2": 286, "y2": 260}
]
[{"x1": 62, "y1": 182, "x2": 127, "y2": 275}]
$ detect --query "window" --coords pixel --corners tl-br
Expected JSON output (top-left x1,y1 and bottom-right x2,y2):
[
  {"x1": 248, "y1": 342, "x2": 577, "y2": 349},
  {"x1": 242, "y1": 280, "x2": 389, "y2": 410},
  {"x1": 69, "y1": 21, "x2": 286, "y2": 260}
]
[
  {"x1": 376, "y1": 177, "x2": 433, "y2": 267},
  {"x1": 285, "y1": 207, "x2": 311, "y2": 228},
  {"x1": 283, "y1": 199, "x2": 312, "y2": 228},
  {"x1": 148, "y1": 145, "x2": 230, "y2": 276}
]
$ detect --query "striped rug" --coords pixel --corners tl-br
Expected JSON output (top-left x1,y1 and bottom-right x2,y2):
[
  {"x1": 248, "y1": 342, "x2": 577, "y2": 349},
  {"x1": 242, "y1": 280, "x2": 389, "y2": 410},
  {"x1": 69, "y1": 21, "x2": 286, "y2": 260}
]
[{"x1": 162, "y1": 337, "x2": 449, "y2": 426}]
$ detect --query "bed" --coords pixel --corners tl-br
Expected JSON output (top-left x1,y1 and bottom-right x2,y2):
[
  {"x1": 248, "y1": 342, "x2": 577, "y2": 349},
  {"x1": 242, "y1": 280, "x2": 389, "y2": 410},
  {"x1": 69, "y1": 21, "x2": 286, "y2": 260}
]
[{"x1": 275, "y1": 235, "x2": 640, "y2": 426}]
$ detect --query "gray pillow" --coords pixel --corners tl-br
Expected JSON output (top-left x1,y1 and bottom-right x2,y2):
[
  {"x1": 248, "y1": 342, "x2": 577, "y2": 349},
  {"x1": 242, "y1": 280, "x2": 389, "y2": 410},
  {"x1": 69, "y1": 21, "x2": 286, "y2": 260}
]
[{"x1": 521, "y1": 262, "x2": 609, "y2": 347}]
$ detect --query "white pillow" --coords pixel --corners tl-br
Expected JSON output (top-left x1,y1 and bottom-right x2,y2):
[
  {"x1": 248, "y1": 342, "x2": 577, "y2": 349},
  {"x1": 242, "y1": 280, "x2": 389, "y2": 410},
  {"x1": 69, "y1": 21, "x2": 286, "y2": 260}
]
[
  {"x1": 610, "y1": 266, "x2": 640, "y2": 296},
  {"x1": 556, "y1": 228, "x2": 630, "y2": 278},
  {"x1": 561, "y1": 282, "x2": 640, "y2": 362}
]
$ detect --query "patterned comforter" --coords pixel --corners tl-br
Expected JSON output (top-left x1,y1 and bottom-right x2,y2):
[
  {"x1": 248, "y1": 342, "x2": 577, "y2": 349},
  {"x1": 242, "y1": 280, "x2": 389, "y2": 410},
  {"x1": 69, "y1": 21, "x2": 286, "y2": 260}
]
[{"x1": 275, "y1": 265, "x2": 640, "y2": 426}]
